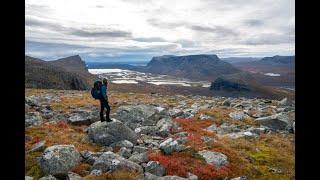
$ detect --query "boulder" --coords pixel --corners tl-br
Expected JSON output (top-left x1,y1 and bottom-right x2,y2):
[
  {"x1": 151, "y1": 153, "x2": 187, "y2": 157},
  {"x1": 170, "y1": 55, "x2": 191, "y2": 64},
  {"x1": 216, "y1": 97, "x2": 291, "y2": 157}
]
[
  {"x1": 39, "y1": 145, "x2": 81, "y2": 178},
  {"x1": 91, "y1": 151, "x2": 143, "y2": 173},
  {"x1": 168, "y1": 109, "x2": 184, "y2": 118},
  {"x1": 128, "y1": 152, "x2": 149, "y2": 164},
  {"x1": 135, "y1": 126, "x2": 159, "y2": 135},
  {"x1": 119, "y1": 147, "x2": 132, "y2": 159},
  {"x1": 255, "y1": 113, "x2": 293, "y2": 131},
  {"x1": 187, "y1": 172, "x2": 198, "y2": 180},
  {"x1": 222, "y1": 99, "x2": 231, "y2": 106},
  {"x1": 231, "y1": 177, "x2": 249, "y2": 180},
  {"x1": 145, "y1": 161, "x2": 166, "y2": 176},
  {"x1": 26, "y1": 140, "x2": 46, "y2": 153},
  {"x1": 156, "y1": 118, "x2": 174, "y2": 137},
  {"x1": 278, "y1": 98, "x2": 287, "y2": 106},
  {"x1": 25, "y1": 112, "x2": 43, "y2": 127},
  {"x1": 67, "y1": 110, "x2": 100, "y2": 126},
  {"x1": 159, "y1": 138, "x2": 180, "y2": 154},
  {"x1": 198, "y1": 150, "x2": 228, "y2": 167},
  {"x1": 25, "y1": 176, "x2": 33, "y2": 180},
  {"x1": 39, "y1": 175, "x2": 58, "y2": 180},
  {"x1": 113, "y1": 105, "x2": 157, "y2": 127},
  {"x1": 109, "y1": 140, "x2": 134, "y2": 148},
  {"x1": 67, "y1": 172, "x2": 82, "y2": 180},
  {"x1": 199, "y1": 114, "x2": 214, "y2": 120},
  {"x1": 229, "y1": 111, "x2": 250, "y2": 120},
  {"x1": 90, "y1": 170, "x2": 102, "y2": 176},
  {"x1": 88, "y1": 121, "x2": 138, "y2": 146},
  {"x1": 133, "y1": 146, "x2": 148, "y2": 153}
]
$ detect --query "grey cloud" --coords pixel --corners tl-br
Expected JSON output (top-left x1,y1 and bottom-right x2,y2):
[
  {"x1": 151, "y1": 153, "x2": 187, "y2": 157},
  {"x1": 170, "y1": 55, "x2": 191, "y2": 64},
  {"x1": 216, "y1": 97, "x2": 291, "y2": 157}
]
[
  {"x1": 147, "y1": 18, "x2": 185, "y2": 29},
  {"x1": 244, "y1": 19, "x2": 264, "y2": 26},
  {"x1": 26, "y1": 16, "x2": 132, "y2": 38},
  {"x1": 71, "y1": 29, "x2": 132, "y2": 38},
  {"x1": 190, "y1": 25, "x2": 239, "y2": 37},
  {"x1": 132, "y1": 37, "x2": 167, "y2": 42},
  {"x1": 244, "y1": 33, "x2": 294, "y2": 45}
]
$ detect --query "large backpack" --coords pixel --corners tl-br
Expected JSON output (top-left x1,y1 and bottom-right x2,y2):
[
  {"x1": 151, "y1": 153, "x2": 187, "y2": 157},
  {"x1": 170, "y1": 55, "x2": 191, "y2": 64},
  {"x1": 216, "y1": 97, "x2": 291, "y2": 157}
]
[{"x1": 91, "y1": 80, "x2": 103, "y2": 99}]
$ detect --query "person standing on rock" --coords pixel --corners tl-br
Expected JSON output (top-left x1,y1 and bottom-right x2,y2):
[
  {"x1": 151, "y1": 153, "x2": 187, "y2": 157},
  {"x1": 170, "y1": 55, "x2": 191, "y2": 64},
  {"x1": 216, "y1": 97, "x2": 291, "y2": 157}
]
[{"x1": 100, "y1": 78, "x2": 112, "y2": 122}]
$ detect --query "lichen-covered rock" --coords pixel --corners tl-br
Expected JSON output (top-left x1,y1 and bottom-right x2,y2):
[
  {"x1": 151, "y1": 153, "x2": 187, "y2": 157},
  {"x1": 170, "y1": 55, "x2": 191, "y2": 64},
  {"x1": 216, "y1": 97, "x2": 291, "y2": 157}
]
[
  {"x1": 145, "y1": 161, "x2": 166, "y2": 176},
  {"x1": 91, "y1": 151, "x2": 143, "y2": 173},
  {"x1": 25, "y1": 112, "x2": 43, "y2": 127},
  {"x1": 159, "y1": 138, "x2": 179, "y2": 154},
  {"x1": 88, "y1": 121, "x2": 138, "y2": 146},
  {"x1": 39, "y1": 145, "x2": 81, "y2": 177},
  {"x1": 198, "y1": 150, "x2": 228, "y2": 167}
]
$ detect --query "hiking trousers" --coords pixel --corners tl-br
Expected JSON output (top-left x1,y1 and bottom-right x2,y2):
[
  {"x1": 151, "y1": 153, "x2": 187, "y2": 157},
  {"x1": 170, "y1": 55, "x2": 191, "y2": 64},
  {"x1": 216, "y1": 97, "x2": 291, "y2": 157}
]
[{"x1": 100, "y1": 99, "x2": 111, "y2": 120}]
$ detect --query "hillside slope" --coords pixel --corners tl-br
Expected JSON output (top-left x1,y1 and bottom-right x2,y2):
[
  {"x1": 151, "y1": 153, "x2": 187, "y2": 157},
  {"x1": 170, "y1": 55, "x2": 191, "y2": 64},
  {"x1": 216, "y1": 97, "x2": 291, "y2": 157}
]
[{"x1": 25, "y1": 55, "x2": 97, "y2": 90}]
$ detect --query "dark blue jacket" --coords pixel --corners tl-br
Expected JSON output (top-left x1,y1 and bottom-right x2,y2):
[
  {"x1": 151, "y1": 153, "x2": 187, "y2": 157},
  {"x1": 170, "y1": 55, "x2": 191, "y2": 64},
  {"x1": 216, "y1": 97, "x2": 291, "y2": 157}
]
[{"x1": 101, "y1": 84, "x2": 108, "y2": 101}]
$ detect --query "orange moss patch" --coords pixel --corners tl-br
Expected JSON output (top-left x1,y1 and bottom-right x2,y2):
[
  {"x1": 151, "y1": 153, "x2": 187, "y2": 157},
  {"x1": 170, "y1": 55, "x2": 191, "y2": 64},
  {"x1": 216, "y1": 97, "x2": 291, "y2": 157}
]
[
  {"x1": 25, "y1": 123, "x2": 101, "y2": 152},
  {"x1": 148, "y1": 148, "x2": 231, "y2": 179},
  {"x1": 71, "y1": 163, "x2": 91, "y2": 176}
]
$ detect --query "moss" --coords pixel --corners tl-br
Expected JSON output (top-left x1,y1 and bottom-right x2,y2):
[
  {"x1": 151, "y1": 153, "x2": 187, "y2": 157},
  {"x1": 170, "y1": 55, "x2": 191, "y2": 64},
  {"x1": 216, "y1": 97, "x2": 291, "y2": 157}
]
[
  {"x1": 25, "y1": 152, "x2": 44, "y2": 180},
  {"x1": 248, "y1": 146, "x2": 273, "y2": 164}
]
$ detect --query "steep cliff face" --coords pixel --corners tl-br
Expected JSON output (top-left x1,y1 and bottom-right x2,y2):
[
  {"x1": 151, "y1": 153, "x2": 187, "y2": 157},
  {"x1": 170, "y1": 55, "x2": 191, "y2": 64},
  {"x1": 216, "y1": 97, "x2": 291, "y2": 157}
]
[
  {"x1": 25, "y1": 55, "x2": 97, "y2": 90},
  {"x1": 144, "y1": 54, "x2": 240, "y2": 81}
]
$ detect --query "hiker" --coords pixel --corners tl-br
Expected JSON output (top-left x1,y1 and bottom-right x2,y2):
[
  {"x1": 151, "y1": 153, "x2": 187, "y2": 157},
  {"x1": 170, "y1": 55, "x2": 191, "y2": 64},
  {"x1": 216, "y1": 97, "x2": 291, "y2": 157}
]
[{"x1": 100, "y1": 78, "x2": 112, "y2": 122}]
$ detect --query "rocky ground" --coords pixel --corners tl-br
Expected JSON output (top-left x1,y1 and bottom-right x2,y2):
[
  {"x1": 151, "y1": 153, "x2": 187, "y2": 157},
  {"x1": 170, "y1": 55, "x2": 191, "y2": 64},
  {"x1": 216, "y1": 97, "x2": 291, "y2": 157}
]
[{"x1": 25, "y1": 88, "x2": 295, "y2": 180}]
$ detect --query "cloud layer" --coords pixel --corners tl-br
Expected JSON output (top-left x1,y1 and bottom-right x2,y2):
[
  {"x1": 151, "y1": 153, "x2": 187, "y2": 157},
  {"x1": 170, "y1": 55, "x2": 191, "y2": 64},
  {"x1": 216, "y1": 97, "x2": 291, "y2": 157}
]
[{"x1": 25, "y1": 0, "x2": 295, "y2": 61}]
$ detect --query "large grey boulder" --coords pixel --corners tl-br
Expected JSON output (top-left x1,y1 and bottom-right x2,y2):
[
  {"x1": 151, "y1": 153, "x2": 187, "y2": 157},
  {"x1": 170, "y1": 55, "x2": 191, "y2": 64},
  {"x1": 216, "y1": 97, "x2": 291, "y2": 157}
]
[
  {"x1": 91, "y1": 151, "x2": 143, "y2": 173},
  {"x1": 128, "y1": 152, "x2": 149, "y2": 164},
  {"x1": 198, "y1": 150, "x2": 228, "y2": 167},
  {"x1": 113, "y1": 105, "x2": 157, "y2": 129},
  {"x1": 88, "y1": 121, "x2": 138, "y2": 146},
  {"x1": 25, "y1": 176, "x2": 33, "y2": 180},
  {"x1": 255, "y1": 113, "x2": 293, "y2": 130},
  {"x1": 145, "y1": 161, "x2": 166, "y2": 176},
  {"x1": 159, "y1": 138, "x2": 180, "y2": 155},
  {"x1": 25, "y1": 112, "x2": 43, "y2": 127},
  {"x1": 229, "y1": 111, "x2": 249, "y2": 120},
  {"x1": 67, "y1": 110, "x2": 99, "y2": 126},
  {"x1": 39, "y1": 145, "x2": 81, "y2": 178}
]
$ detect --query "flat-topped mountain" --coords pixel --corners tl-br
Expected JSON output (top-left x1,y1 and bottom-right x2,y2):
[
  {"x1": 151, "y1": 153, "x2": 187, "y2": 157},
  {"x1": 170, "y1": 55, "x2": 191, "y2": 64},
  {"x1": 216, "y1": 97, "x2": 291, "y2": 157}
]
[
  {"x1": 25, "y1": 55, "x2": 97, "y2": 90},
  {"x1": 210, "y1": 72, "x2": 294, "y2": 99},
  {"x1": 143, "y1": 54, "x2": 241, "y2": 81}
]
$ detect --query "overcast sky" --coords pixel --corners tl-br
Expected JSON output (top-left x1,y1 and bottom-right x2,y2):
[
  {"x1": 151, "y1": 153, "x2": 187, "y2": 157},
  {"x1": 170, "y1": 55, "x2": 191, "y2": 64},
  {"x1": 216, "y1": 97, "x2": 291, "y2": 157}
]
[{"x1": 25, "y1": 0, "x2": 295, "y2": 62}]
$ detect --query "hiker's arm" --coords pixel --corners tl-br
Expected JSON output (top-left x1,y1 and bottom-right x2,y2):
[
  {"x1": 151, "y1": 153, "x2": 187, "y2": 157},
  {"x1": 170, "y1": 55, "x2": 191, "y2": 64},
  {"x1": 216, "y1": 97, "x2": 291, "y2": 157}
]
[{"x1": 101, "y1": 85, "x2": 107, "y2": 101}]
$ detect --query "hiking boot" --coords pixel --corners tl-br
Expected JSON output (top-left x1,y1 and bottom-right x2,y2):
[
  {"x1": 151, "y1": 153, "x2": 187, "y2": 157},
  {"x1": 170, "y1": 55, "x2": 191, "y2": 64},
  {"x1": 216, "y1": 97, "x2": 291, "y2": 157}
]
[
  {"x1": 106, "y1": 118, "x2": 112, "y2": 122},
  {"x1": 100, "y1": 117, "x2": 106, "y2": 122}
]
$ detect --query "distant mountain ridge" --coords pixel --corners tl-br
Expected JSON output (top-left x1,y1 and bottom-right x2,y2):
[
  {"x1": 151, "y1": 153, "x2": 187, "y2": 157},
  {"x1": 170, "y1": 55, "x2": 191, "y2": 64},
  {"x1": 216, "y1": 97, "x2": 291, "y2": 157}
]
[
  {"x1": 25, "y1": 55, "x2": 97, "y2": 90},
  {"x1": 258, "y1": 55, "x2": 295, "y2": 65},
  {"x1": 221, "y1": 57, "x2": 261, "y2": 64},
  {"x1": 142, "y1": 54, "x2": 241, "y2": 81}
]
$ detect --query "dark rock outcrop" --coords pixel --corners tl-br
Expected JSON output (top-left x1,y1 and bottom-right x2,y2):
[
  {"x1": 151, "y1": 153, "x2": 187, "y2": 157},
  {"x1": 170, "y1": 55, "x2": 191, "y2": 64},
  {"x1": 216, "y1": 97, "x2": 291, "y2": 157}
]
[{"x1": 25, "y1": 55, "x2": 96, "y2": 90}]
